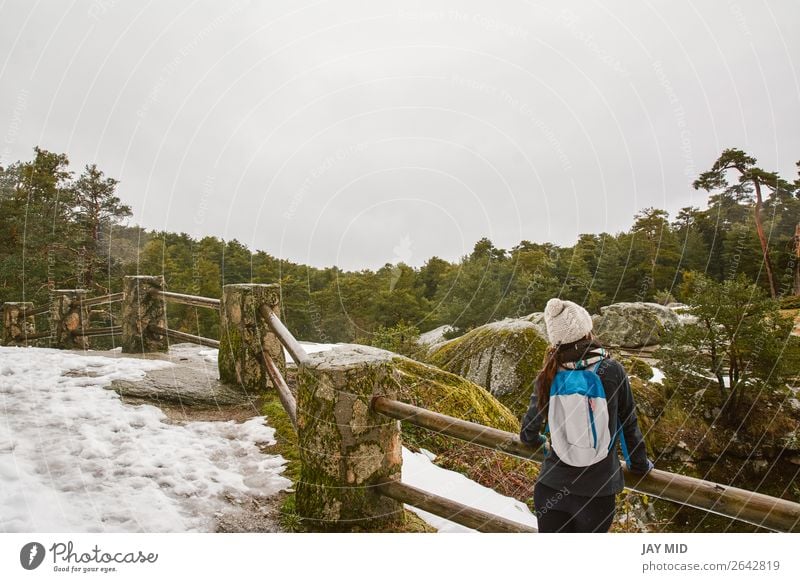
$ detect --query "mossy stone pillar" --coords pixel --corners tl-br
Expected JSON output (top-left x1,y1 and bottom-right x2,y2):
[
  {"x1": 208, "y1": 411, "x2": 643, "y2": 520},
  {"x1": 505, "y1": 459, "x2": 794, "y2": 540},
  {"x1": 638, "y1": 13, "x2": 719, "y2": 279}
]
[
  {"x1": 219, "y1": 283, "x2": 285, "y2": 391},
  {"x1": 2, "y1": 302, "x2": 35, "y2": 345},
  {"x1": 296, "y1": 349, "x2": 404, "y2": 531},
  {"x1": 50, "y1": 290, "x2": 89, "y2": 349},
  {"x1": 122, "y1": 276, "x2": 168, "y2": 353}
]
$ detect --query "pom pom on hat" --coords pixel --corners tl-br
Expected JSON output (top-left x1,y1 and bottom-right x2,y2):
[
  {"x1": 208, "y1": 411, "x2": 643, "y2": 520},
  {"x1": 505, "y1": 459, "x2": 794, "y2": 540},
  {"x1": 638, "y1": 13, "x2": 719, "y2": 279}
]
[{"x1": 543, "y1": 298, "x2": 593, "y2": 346}]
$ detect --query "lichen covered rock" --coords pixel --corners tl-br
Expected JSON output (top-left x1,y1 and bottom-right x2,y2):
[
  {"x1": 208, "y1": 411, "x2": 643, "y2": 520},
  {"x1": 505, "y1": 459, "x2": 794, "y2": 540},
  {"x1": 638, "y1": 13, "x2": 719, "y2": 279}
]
[
  {"x1": 424, "y1": 318, "x2": 549, "y2": 416},
  {"x1": 592, "y1": 302, "x2": 680, "y2": 348},
  {"x1": 521, "y1": 311, "x2": 548, "y2": 337}
]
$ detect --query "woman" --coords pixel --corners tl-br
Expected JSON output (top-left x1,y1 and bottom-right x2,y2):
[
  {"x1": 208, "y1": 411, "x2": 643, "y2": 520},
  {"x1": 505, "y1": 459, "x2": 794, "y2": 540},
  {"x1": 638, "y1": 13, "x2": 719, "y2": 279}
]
[{"x1": 520, "y1": 298, "x2": 654, "y2": 533}]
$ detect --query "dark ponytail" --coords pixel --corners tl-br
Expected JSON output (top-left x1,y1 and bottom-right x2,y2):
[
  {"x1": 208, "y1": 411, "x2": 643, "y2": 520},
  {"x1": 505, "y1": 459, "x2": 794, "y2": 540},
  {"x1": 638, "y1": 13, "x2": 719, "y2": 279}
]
[{"x1": 535, "y1": 345, "x2": 560, "y2": 416}]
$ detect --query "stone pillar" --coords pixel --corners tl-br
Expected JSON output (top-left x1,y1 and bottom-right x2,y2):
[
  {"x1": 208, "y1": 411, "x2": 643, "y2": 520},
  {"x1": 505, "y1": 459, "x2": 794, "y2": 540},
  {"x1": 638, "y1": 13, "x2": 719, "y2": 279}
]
[
  {"x1": 296, "y1": 347, "x2": 404, "y2": 531},
  {"x1": 50, "y1": 290, "x2": 89, "y2": 349},
  {"x1": 2, "y1": 302, "x2": 35, "y2": 345},
  {"x1": 121, "y1": 275, "x2": 168, "y2": 353},
  {"x1": 219, "y1": 283, "x2": 286, "y2": 391}
]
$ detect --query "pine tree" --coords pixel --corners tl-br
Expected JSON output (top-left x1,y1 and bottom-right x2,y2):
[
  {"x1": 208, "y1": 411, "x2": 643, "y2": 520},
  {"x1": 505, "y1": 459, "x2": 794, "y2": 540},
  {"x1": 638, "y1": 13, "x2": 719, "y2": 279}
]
[
  {"x1": 694, "y1": 149, "x2": 797, "y2": 297},
  {"x1": 72, "y1": 164, "x2": 131, "y2": 291}
]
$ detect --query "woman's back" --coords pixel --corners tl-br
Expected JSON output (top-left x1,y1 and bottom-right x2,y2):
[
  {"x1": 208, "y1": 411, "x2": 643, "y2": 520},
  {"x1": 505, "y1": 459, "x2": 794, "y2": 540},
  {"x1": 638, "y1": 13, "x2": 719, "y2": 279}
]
[{"x1": 532, "y1": 357, "x2": 648, "y2": 497}]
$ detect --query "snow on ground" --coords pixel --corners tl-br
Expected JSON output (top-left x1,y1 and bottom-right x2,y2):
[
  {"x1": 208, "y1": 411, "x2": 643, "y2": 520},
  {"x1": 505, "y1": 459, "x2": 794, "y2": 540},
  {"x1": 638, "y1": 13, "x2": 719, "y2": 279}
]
[
  {"x1": 650, "y1": 366, "x2": 665, "y2": 385},
  {"x1": 0, "y1": 346, "x2": 290, "y2": 533},
  {"x1": 285, "y1": 342, "x2": 338, "y2": 364},
  {"x1": 198, "y1": 341, "x2": 337, "y2": 366},
  {"x1": 401, "y1": 448, "x2": 537, "y2": 533}
]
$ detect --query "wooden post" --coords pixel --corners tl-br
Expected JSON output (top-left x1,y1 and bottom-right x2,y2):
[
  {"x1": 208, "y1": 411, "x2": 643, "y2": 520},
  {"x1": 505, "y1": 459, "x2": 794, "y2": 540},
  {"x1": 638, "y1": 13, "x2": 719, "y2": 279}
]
[
  {"x1": 2, "y1": 302, "x2": 35, "y2": 345},
  {"x1": 121, "y1": 275, "x2": 168, "y2": 353},
  {"x1": 296, "y1": 348, "x2": 404, "y2": 531},
  {"x1": 50, "y1": 290, "x2": 89, "y2": 349},
  {"x1": 219, "y1": 283, "x2": 285, "y2": 391}
]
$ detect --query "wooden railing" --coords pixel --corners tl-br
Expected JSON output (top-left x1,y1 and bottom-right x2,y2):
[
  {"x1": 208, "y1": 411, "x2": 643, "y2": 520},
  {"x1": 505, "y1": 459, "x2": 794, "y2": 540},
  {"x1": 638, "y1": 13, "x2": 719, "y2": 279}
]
[
  {"x1": 150, "y1": 326, "x2": 220, "y2": 349},
  {"x1": 371, "y1": 397, "x2": 800, "y2": 533},
  {"x1": 154, "y1": 290, "x2": 221, "y2": 310},
  {"x1": 19, "y1": 304, "x2": 50, "y2": 318}
]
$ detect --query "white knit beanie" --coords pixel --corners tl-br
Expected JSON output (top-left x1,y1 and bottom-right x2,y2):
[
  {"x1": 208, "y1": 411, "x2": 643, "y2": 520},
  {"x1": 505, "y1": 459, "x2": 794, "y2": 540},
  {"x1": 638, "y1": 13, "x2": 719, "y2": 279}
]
[{"x1": 543, "y1": 298, "x2": 593, "y2": 346}]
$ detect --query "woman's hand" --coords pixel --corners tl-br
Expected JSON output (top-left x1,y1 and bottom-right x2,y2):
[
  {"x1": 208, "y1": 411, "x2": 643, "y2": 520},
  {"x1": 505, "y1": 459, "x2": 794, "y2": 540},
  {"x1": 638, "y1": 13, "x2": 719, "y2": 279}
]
[
  {"x1": 520, "y1": 433, "x2": 547, "y2": 447},
  {"x1": 629, "y1": 458, "x2": 655, "y2": 475}
]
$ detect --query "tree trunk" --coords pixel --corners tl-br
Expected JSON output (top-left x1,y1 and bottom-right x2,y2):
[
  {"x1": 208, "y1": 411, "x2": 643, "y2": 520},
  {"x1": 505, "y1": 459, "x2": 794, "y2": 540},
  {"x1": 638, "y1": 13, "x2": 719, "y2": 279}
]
[
  {"x1": 708, "y1": 327, "x2": 726, "y2": 398},
  {"x1": 793, "y1": 222, "x2": 800, "y2": 296},
  {"x1": 752, "y1": 178, "x2": 778, "y2": 298}
]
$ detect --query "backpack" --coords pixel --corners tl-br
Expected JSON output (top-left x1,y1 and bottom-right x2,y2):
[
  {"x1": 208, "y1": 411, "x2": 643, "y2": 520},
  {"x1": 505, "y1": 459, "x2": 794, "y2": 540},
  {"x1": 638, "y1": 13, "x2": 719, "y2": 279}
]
[{"x1": 543, "y1": 360, "x2": 629, "y2": 467}]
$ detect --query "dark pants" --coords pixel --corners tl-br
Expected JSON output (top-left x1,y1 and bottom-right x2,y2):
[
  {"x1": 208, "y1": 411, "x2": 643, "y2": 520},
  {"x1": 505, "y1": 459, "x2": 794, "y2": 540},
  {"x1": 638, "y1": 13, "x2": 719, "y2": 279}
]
[{"x1": 533, "y1": 480, "x2": 616, "y2": 533}]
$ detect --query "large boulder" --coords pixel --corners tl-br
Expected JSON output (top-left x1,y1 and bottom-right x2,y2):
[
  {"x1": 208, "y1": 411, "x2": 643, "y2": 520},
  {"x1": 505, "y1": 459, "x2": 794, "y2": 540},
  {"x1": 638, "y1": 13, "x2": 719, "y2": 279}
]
[
  {"x1": 424, "y1": 318, "x2": 549, "y2": 416},
  {"x1": 521, "y1": 311, "x2": 548, "y2": 337},
  {"x1": 592, "y1": 302, "x2": 680, "y2": 348},
  {"x1": 416, "y1": 324, "x2": 454, "y2": 351}
]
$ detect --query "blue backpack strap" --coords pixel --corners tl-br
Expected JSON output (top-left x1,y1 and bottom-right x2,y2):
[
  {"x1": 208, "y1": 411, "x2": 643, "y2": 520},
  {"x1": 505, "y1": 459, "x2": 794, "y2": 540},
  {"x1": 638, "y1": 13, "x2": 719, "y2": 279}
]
[{"x1": 608, "y1": 417, "x2": 632, "y2": 466}]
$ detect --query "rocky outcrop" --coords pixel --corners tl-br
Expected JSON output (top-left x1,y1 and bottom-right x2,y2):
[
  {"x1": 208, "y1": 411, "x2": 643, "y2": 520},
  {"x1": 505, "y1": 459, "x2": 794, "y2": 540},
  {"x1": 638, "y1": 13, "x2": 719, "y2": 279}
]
[
  {"x1": 592, "y1": 302, "x2": 680, "y2": 348},
  {"x1": 416, "y1": 324, "x2": 454, "y2": 350},
  {"x1": 111, "y1": 343, "x2": 253, "y2": 406},
  {"x1": 521, "y1": 311, "x2": 548, "y2": 337},
  {"x1": 425, "y1": 318, "x2": 549, "y2": 416}
]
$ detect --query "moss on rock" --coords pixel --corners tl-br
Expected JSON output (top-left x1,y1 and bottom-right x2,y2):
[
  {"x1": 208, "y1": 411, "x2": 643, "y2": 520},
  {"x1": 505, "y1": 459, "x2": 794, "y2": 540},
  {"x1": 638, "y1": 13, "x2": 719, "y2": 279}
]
[
  {"x1": 391, "y1": 356, "x2": 519, "y2": 431},
  {"x1": 621, "y1": 356, "x2": 654, "y2": 381},
  {"x1": 424, "y1": 318, "x2": 548, "y2": 418},
  {"x1": 388, "y1": 353, "x2": 540, "y2": 503}
]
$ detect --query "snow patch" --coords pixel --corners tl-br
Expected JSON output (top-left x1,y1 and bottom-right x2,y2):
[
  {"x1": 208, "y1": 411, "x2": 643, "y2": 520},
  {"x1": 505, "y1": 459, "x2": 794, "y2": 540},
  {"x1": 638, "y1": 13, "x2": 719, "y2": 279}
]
[
  {"x1": 285, "y1": 342, "x2": 338, "y2": 364},
  {"x1": 650, "y1": 366, "x2": 665, "y2": 385},
  {"x1": 0, "y1": 346, "x2": 290, "y2": 533},
  {"x1": 417, "y1": 325, "x2": 454, "y2": 347},
  {"x1": 401, "y1": 448, "x2": 537, "y2": 532}
]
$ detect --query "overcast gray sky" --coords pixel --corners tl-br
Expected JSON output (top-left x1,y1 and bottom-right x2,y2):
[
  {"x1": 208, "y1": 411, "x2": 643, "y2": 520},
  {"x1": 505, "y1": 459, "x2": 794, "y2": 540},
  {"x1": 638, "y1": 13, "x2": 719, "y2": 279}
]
[{"x1": 1, "y1": 0, "x2": 798, "y2": 270}]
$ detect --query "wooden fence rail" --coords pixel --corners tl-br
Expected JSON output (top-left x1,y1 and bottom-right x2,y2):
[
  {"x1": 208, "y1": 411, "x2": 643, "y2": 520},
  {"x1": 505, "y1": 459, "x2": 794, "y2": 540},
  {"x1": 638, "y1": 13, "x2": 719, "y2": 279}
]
[
  {"x1": 375, "y1": 480, "x2": 536, "y2": 533},
  {"x1": 18, "y1": 304, "x2": 50, "y2": 318},
  {"x1": 79, "y1": 292, "x2": 124, "y2": 308},
  {"x1": 150, "y1": 325, "x2": 221, "y2": 349},
  {"x1": 254, "y1": 346, "x2": 297, "y2": 429},
  {"x1": 73, "y1": 326, "x2": 122, "y2": 338},
  {"x1": 19, "y1": 331, "x2": 53, "y2": 341},
  {"x1": 371, "y1": 396, "x2": 800, "y2": 533},
  {"x1": 260, "y1": 305, "x2": 309, "y2": 366},
  {"x1": 154, "y1": 290, "x2": 221, "y2": 309}
]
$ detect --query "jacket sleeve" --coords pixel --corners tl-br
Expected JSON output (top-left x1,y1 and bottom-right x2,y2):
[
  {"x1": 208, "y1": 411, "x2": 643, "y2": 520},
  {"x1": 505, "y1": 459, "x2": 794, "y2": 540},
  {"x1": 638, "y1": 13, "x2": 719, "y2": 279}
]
[
  {"x1": 519, "y1": 382, "x2": 546, "y2": 445},
  {"x1": 615, "y1": 364, "x2": 652, "y2": 473}
]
